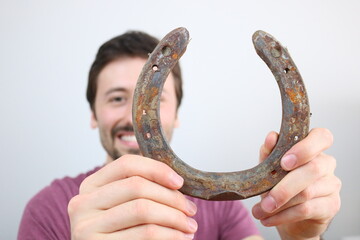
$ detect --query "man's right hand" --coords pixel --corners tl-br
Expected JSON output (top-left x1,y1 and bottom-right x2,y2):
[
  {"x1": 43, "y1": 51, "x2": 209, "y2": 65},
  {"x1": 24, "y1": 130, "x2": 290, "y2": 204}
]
[{"x1": 68, "y1": 155, "x2": 198, "y2": 240}]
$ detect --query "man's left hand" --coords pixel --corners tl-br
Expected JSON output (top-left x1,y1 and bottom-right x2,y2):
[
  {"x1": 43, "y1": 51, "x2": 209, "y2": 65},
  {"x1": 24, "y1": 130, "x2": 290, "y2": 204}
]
[{"x1": 252, "y1": 128, "x2": 341, "y2": 239}]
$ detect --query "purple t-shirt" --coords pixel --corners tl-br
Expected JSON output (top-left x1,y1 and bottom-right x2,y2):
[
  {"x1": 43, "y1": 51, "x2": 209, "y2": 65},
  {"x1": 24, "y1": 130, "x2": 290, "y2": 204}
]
[{"x1": 18, "y1": 167, "x2": 260, "y2": 239}]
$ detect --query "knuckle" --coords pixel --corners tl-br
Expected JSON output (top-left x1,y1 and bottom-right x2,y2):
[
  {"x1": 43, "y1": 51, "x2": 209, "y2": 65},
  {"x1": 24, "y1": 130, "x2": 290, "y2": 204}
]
[
  {"x1": 298, "y1": 202, "x2": 311, "y2": 218},
  {"x1": 330, "y1": 179, "x2": 342, "y2": 216},
  {"x1": 328, "y1": 155, "x2": 337, "y2": 169},
  {"x1": 259, "y1": 144, "x2": 267, "y2": 162},
  {"x1": 79, "y1": 177, "x2": 91, "y2": 194},
  {"x1": 335, "y1": 177, "x2": 342, "y2": 192},
  {"x1": 300, "y1": 187, "x2": 314, "y2": 201},
  {"x1": 309, "y1": 159, "x2": 322, "y2": 176},
  {"x1": 117, "y1": 154, "x2": 132, "y2": 167},
  {"x1": 126, "y1": 176, "x2": 153, "y2": 199},
  {"x1": 127, "y1": 176, "x2": 146, "y2": 192},
  {"x1": 68, "y1": 195, "x2": 83, "y2": 216},
  {"x1": 322, "y1": 128, "x2": 334, "y2": 145},
  {"x1": 140, "y1": 225, "x2": 184, "y2": 240},
  {"x1": 142, "y1": 224, "x2": 158, "y2": 239},
  {"x1": 326, "y1": 195, "x2": 341, "y2": 219},
  {"x1": 157, "y1": 162, "x2": 173, "y2": 176},
  {"x1": 259, "y1": 144, "x2": 264, "y2": 155},
  {"x1": 174, "y1": 192, "x2": 188, "y2": 211},
  {"x1": 313, "y1": 128, "x2": 334, "y2": 147},
  {"x1": 132, "y1": 199, "x2": 150, "y2": 220},
  {"x1": 273, "y1": 185, "x2": 290, "y2": 206}
]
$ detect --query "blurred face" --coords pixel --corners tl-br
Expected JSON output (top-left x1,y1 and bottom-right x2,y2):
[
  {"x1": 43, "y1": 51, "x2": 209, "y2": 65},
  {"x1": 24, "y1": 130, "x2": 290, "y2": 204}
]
[{"x1": 91, "y1": 57, "x2": 179, "y2": 162}]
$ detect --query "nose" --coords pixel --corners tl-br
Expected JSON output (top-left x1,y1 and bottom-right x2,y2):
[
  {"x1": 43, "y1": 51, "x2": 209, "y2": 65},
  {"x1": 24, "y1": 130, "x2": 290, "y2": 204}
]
[{"x1": 124, "y1": 98, "x2": 134, "y2": 126}]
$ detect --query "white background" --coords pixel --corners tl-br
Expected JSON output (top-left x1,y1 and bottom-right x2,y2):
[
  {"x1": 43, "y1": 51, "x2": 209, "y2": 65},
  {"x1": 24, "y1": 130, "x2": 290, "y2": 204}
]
[{"x1": 1, "y1": 0, "x2": 359, "y2": 239}]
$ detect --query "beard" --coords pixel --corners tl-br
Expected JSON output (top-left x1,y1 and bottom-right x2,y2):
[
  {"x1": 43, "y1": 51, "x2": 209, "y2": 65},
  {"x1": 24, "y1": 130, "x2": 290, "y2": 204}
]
[
  {"x1": 110, "y1": 147, "x2": 141, "y2": 160},
  {"x1": 99, "y1": 124, "x2": 141, "y2": 161}
]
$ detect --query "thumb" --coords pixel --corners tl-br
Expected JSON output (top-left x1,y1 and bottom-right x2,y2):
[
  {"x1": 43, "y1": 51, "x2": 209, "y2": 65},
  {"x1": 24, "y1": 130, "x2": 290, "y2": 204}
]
[
  {"x1": 257, "y1": 131, "x2": 279, "y2": 201},
  {"x1": 258, "y1": 131, "x2": 279, "y2": 163}
]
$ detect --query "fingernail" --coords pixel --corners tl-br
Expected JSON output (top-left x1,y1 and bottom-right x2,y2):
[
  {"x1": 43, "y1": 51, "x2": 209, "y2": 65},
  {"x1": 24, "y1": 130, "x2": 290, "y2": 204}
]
[
  {"x1": 281, "y1": 154, "x2": 297, "y2": 170},
  {"x1": 261, "y1": 195, "x2": 277, "y2": 213},
  {"x1": 261, "y1": 218, "x2": 272, "y2": 227},
  {"x1": 252, "y1": 205, "x2": 264, "y2": 219},
  {"x1": 188, "y1": 218, "x2": 198, "y2": 232},
  {"x1": 187, "y1": 199, "x2": 197, "y2": 215},
  {"x1": 184, "y1": 233, "x2": 195, "y2": 239},
  {"x1": 170, "y1": 172, "x2": 184, "y2": 187}
]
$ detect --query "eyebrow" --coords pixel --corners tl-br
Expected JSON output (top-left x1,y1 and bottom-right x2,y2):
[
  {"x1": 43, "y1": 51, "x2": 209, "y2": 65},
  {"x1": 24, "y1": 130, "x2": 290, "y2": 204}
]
[
  {"x1": 105, "y1": 87, "x2": 127, "y2": 96},
  {"x1": 104, "y1": 87, "x2": 169, "y2": 97}
]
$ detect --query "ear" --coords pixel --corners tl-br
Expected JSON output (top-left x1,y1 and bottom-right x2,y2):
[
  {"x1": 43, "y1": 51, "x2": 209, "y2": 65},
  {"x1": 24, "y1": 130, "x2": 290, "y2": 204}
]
[{"x1": 90, "y1": 111, "x2": 98, "y2": 129}]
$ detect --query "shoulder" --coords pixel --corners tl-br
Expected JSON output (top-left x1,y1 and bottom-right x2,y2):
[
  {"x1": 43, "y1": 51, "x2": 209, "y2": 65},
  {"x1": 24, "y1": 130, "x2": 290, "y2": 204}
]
[
  {"x1": 27, "y1": 166, "x2": 100, "y2": 210},
  {"x1": 18, "y1": 166, "x2": 101, "y2": 239}
]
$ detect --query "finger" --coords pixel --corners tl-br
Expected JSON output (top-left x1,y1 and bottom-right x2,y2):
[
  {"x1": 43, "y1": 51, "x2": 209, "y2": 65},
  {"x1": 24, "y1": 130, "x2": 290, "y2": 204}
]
[
  {"x1": 94, "y1": 199, "x2": 198, "y2": 234},
  {"x1": 276, "y1": 174, "x2": 341, "y2": 213},
  {"x1": 104, "y1": 224, "x2": 195, "y2": 240},
  {"x1": 259, "y1": 153, "x2": 336, "y2": 213},
  {"x1": 281, "y1": 128, "x2": 334, "y2": 171},
  {"x1": 77, "y1": 176, "x2": 197, "y2": 216},
  {"x1": 258, "y1": 131, "x2": 278, "y2": 200},
  {"x1": 252, "y1": 174, "x2": 342, "y2": 220},
  {"x1": 80, "y1": 155, "x2": 184, "y2": 193},
  {"x1": 259, "y1": 131, "x2": 279, "y2": 163},
  {"x1": 259, "y1": 194, "x2": 341, "y2": 227}
]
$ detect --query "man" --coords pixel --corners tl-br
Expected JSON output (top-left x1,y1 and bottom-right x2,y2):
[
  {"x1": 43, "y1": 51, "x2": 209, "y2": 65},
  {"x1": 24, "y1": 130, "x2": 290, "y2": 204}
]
[{"x1": 18, "y1": 30, "x2": 341, "y2": 239}]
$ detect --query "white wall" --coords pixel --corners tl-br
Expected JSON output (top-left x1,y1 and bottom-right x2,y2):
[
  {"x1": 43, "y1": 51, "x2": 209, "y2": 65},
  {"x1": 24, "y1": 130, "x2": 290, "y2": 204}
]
[{"x1": 1, "y1": 0, "x2": 359, "y2": 239}]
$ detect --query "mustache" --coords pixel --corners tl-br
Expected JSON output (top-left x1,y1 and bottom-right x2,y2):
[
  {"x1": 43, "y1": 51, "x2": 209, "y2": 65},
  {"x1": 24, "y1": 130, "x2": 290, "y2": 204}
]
[{"x1": 111, "y1": 124, "x2": 134, "y2": 138}]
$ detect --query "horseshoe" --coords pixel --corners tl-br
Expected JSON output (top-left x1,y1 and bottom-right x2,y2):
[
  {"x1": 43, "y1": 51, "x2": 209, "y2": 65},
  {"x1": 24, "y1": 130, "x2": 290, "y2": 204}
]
[{"x1": 132, "y1": 27, "x2": 310, "y2": 200}]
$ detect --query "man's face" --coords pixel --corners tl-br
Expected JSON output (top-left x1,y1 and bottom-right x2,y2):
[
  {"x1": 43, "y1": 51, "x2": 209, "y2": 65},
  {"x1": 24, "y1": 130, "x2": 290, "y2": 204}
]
[{"x1": 91, "y1": 57, "x2": 179, "y2": 162}]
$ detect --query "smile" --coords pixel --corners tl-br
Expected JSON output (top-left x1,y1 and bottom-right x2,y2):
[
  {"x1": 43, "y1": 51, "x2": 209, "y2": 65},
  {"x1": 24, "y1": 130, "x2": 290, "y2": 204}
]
[
  {"x1": 117, "y1": 133, "x2": 139, "y2": 148},
  {"x1": 120, "y1": 134, "x2": 137, "y2": 142}
]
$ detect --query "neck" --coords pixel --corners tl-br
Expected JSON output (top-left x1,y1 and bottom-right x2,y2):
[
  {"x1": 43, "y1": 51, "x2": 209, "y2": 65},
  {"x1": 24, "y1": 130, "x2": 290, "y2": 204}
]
[{"x1": 105, "y1": 155, "x2": 113, "y2": 165}]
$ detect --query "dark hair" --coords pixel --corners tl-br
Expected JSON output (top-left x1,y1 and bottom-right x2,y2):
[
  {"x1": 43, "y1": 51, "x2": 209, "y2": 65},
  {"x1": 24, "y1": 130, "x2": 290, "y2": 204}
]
[{"x1": 86, "y1": 31, "x2": 183, "y2": 112}]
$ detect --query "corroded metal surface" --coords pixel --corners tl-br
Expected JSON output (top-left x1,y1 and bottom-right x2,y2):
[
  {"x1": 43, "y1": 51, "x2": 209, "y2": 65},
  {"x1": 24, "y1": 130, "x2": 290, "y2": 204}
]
[{"x1": 132, "y1": 27, "x2": 310, "y2": 200}]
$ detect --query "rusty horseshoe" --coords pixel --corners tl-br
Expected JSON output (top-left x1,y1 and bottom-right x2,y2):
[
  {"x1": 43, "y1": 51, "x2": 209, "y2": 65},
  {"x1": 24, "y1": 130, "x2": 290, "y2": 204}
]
[{"x1": 132, "y1": 27, "x2": 310, "y2": 200}]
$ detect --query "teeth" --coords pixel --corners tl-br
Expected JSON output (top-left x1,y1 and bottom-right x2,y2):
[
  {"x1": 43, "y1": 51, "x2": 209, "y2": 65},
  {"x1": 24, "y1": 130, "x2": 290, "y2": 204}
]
[{"x1": 121, "y1": 135, "x2": 137, "y2": 142}]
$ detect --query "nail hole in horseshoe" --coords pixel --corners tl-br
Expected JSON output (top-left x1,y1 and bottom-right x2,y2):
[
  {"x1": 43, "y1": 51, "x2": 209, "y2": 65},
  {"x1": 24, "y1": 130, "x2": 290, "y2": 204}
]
[
  {"x1": 284, "y1": 67, "x2": 290, "y2": 73},
  {"x1": 152, "y1": 65, "x2": 159, "y2": 71},
  {"x1": 161, "y1": 46, "x2": 172, "y2": 57},
  {"x1": 271, "y1": 170, "x2": 277, "y2": 175}
]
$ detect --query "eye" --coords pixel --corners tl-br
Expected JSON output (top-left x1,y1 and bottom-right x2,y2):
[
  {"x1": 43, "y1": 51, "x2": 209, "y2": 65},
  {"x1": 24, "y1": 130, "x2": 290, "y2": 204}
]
[
  {"x1": 111, "y1": 96, "x2": 123, "y2": 102},
  {"x1": 109, "y1": 95, "x2": 127, "y2": 106}
]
